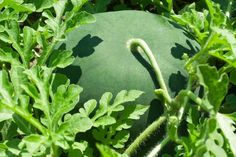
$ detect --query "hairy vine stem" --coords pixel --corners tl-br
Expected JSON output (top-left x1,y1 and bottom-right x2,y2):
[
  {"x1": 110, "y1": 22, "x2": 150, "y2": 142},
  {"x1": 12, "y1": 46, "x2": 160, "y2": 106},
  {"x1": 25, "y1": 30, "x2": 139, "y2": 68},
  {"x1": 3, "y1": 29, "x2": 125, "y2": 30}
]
[
  {"x1": 146, "y1": 136, "x2": 170, "y2": 157},
  {"x1": 124, "y1": 115, "x2": 167, "y2": 156},
  {"x1": 127, "y1": 38, "x2": 172, "y2": 103},
  {"x1": 125, "y1": 38, "x2": 173, "y2": 156}
]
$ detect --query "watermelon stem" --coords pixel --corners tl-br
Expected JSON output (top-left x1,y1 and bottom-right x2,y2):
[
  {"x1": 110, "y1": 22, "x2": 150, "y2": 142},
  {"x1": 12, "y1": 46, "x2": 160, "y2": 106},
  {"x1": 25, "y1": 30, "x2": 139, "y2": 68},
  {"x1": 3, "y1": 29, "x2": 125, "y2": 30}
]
[
  {"x1": 124, "y1": 114, "x2": 167, "y2": 156},
  {"x1": 127, "y1": 38, "x2": 172, "y2": 104}
]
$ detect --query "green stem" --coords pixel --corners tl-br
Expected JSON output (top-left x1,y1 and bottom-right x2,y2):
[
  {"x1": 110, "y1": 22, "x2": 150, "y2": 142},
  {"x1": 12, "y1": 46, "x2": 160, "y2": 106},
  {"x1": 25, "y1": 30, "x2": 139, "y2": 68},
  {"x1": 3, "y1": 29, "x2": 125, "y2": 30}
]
[
  {"x1": 146, "y1": 136, "x2": 170, "y2": 157},
  {"x1": 185, "y1": 31, "x2": 215, "y2": 69},
  {"x1": 124, "y1": 115, "x2": 167, "y2": 156},
  {"x1": 51, "y1": 143, "x2": 59, "y2": 157},
  {"x1": 225, "y1": 1, "x2": 232, "y2": 18},
  {"x1": 3, "y1": 103, "x2": 47, "y2": 135},
  {"x1": 127, "y1": 38, "x2": 172, "y2": 103},
  {"x1": 177, "y1": 76, "x2": 193, "y2": 120},
  {"x1": 181, "y1": 90, "x2": 213, "y2": 112}
]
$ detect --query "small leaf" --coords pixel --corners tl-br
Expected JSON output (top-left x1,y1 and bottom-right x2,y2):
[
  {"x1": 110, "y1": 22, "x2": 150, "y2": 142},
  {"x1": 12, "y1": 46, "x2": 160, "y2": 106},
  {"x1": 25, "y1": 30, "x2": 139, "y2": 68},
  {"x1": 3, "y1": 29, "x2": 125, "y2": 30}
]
[
  {"x1": 66, "y1": 11, "x2": 96, "y2": 32},
  {"x1": 217, "y1": 113, "x2": 236, "y2": 156},
  {"x1": 21, "y1": 134, "x2": 48, "y2": 155},
  {"x1": 26, "y1": 0, "x2": 54, "y2": 12},
  {"x1": 205, "y1": 0, "x2": 226, "y2": 27},
  {"x1": 58, "y1": 114, "x2": 93, "y2": 134},
  {"x1": 113, "y1": 90, "x2": 143, "y2": 107},
  {"x1": 71, "y1": 141, "x2": 88, "y2": 153},
  {"x1": 0, "y1": 0, "x2": 35, "y2": 12},
  {"x1": 52, "y1": 84, "x2": 83, "y2": 125},
  {"x1": 13, "y1": 114, "x2": 35, "y2": 135},
  {"x1": 112, "y1": 130, "x2": 130, "y2": 149},
  {"x1": 0, "y1": 47, "x2": 20, "y2": 64},
  {"x1": 5, "y1": 20, "x2": 20, "y2": 44},
  {"x1": 50, "y1": 73, "x2": 69, "y2": 92},
  {"x1": 22, "y1": 26, "x2": 35, "y2": 63},
  {"x1": 93, "y1": 92, "x2": 113, "y2": 120},
  {"x1": 94, "y1": 115, "x2": 116, "y2": 127},
  {"x1": 1, "y1": 120, "x2": 18, "y2": 140},
  {"x1": 4, "y1": 139, "x2": 21, "y2": 156},
  {"x1": 0, "y1": 107, "x2": 12, "y2": 122},
  {"x1": 79, "y1": 99, "x2": 97, "y2": 116},
  {"x1": 10, "y1": 65, "x2": 27, "y2": 100},
  {"x1": 48, "y1": 50, "x2": 74, "y2": 69},
  {"x1": 196, "y1": 65, "x2": 228, "y2": 111},
  {"x1": 0, "y1": 69, "x2": 14, "y2": 105},
  {"x1": 126, "y1": 104, "x2": 149, "y2": 120},
  {"x1": 21, "y1": 83, "x2": 40, "y2": 100}
]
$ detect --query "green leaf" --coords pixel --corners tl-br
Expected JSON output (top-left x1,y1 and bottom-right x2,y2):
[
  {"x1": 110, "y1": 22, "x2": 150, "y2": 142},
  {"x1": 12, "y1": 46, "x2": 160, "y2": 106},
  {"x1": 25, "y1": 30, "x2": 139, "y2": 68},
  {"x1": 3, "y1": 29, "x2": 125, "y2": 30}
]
[
  {"x1": 0, "y1": 47, "x2": 20, "y2": 64},
  {"x1": 0, "y1": 120, "x2": 18, "y2": 141},
  {"x1": 13, "y1": 114, "x2": 35, "y2": 135},
  {"x1": 23, "y1": 66, "x2": 52, "y2": 113},
  {"x1": 113, "y1": 90, "x2": 143, "y2": 107},
  {"x1": 71, "y1": 141, "x2": 88, "y2": 153},
  {"x1": 25, "y1": 0, "x2": 54, "y2": 12},
  {"x1": 5, "y1": 20, "x2": 20, "y2": 45},
  {"x1": 51, "y1": 84, "x2": 83, "y2": 125},
  {"x1": 50, "y1": 73, "x2": 69, "y2": 92},
  {"x1": 71, "y1": 0, "x2": 87, "y2": 7},
  {"x1": 0, "y1": 8, "x2": 21, "y2": 23},
  {"x1": 0, "y1": 69, "x2": 14, "y2": 105},
  {"x1": 2, "y1": 139, "x2": 21, "y2": 156},
  {"x1": 171, "y1": 3, "x2": 209, "y2": 42},
  {"x1": 0, "y1": 107, "x2": 12, "y2": 122},
  {"x1": 58, "y1": 113, "x2": 93, "y2": 134},
  {"x1": 10, "y1": 65, "x2": 27, "y2": 100},
  {"x1": 93, "y1": 115, "x2": 116, "y2": 127},
  {"x1": 21, "y1": 134, "x2": 48, "y2": 155},
  {"x1": 212, "y1": 27, "x2": 236, "y2": 58},
  {"x1": 196, "y1": 65, "x2": 228, "y2": 112},
  {"x1": 22, "y1": 26, "x2": 36, "y2": 63},
  {"x1": 79, "y1": 99, "x2": 97, "y2": 116},
  {"x1": 21, "y1": 83, "x2": 40, "y2": 100},
  {"x1": 96, "y1": 144, "x2": 128, "y2": 157},
  {"x1": 205, "y1": 0, "x2": 226, "y2": 27},
  {"x1": 0, "y1": 0, "x2": 35, "y2": 12},
  {"x1": 51, "y1": 133, "x2": 71, "y2": 150},
  {"x1": 216, "y1": 113, "x2": 236, "y2": 156},
  {"x1": 66, "y1": 11, "x2": 96, "y2": 32},
  {"x1": 48, "y1": 50, "x2": 74, "y2": 69},
  {"x1": 112, "y1": 130, "x2": 130, "y2": 149},
  {"x1": 126, "y1": 104, "x2": 149, "y2": 120},
  {"x1": 92, "y1": 92, "x2": 112, "y2": 120}
]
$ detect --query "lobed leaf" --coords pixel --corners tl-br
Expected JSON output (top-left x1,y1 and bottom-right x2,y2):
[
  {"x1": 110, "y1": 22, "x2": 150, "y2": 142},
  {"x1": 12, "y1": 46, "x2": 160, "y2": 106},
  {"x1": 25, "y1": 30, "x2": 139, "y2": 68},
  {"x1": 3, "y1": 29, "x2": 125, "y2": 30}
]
[
  {"x1": 196, "y1": 64, "x2": 228, "y2": 112},
  {"x1": 21, "y1": 134, "x2": 48, "y2": 155},
  {"x1": 51, "y1": 84, "x2": 83, "y2": 125},
  {"x1": 58, "y1": 113, "x2": 93, "y2": 134},
  {"x1": 48, "y1": 50, "x2": 75, "y2": 69},
  {"x1": 216, "y1": 113, "x2": 236, "y2": 156}
]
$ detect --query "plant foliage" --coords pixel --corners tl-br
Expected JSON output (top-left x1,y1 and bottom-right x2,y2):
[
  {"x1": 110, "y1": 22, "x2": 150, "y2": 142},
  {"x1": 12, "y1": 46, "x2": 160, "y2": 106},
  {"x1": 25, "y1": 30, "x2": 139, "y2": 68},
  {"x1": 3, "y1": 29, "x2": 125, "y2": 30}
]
[
  {"x1": 1, "y1": 0, "x2": 236, "y2": 157},
  {"x1": 0, "y1": 0, "x2": 147, "y2": 156}
]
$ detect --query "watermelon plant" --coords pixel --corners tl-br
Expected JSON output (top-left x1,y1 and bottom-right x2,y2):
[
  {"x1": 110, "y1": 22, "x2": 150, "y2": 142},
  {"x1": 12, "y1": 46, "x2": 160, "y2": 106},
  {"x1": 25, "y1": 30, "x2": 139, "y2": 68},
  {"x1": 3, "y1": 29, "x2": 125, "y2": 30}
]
[{"x1": 0, "y1": 0, "x2": 236, "y2": 157}]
